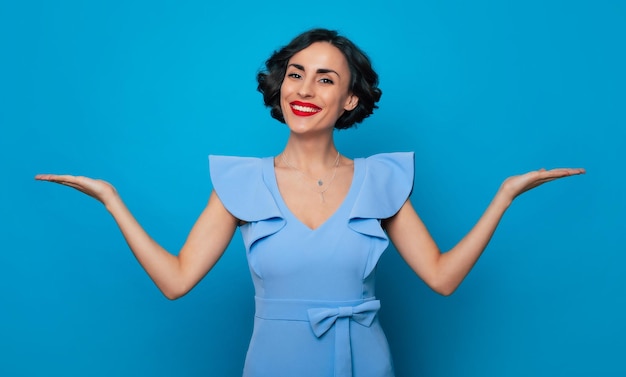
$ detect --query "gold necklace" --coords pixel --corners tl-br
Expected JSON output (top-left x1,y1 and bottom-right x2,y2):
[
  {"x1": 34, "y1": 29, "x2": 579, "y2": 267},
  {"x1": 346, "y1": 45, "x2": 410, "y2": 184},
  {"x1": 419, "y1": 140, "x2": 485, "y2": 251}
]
[{"x1": 280, "y1": 151, "x2": 341, "y2": 203}]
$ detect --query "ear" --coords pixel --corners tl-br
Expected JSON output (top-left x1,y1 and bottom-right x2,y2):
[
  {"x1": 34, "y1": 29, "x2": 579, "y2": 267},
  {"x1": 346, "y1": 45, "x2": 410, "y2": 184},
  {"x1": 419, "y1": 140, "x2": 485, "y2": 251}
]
[{"x1": 344, "y1": 94, "x2": 359, "y2": 111}]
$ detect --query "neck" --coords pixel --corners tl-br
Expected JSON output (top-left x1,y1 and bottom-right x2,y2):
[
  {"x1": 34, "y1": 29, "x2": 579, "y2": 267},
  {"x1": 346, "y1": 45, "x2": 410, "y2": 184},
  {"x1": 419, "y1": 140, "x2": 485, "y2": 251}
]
[{"x1": 281, "y1": 135, "x2": 340, "y2": 174}]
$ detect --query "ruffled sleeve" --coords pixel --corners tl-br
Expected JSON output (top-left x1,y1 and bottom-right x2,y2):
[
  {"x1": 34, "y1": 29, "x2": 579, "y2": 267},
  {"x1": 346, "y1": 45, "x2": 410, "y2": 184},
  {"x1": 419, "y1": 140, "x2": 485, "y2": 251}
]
[
  {"x1": 348, "y1": 152, "x2": 414, "y2": 277},
  {"x1": 209, "y1": 155, "x2": 285, "y2": 251}
]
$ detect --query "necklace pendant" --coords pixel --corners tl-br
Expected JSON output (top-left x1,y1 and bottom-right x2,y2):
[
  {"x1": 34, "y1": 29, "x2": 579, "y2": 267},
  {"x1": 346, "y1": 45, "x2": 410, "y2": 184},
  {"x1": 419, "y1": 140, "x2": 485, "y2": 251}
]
[{"x1": 317, "y1": 179, "x2": 323, "y2": 186}]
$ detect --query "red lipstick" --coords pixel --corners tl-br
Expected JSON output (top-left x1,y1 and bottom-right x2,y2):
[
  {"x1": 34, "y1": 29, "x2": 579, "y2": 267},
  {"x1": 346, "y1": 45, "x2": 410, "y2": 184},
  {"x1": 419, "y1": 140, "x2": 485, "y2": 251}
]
[{"x1": 290, "y1": 101, "x2": 321, "y2": 117}]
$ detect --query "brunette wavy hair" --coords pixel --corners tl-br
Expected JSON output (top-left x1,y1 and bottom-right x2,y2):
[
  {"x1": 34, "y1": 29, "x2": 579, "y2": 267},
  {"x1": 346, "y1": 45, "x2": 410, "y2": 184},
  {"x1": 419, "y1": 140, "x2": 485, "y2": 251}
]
[{"x1": 257, "y1": 28, "x2": 382, "y2": 130}]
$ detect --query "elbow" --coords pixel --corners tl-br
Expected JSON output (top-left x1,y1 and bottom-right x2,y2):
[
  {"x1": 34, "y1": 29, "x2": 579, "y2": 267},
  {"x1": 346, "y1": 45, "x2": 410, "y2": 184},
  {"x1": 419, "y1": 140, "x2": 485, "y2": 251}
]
[
  {"x1": 161, "y1": 282, "x2": 190, "y2": 301},
  {"x1": 433, "y1": 285, "x2": 456, "y2": 297},
  {"x1": 428, "y1": 278, "x2": 459, "y2": 297},
  {"x1": 163, "y1": 291, "x2": 184, "y2": 300}
]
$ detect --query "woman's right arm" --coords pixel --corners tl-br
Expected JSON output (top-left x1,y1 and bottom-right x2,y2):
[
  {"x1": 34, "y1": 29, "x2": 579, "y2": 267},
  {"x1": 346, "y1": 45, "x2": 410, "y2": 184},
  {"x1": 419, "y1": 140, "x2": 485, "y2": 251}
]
[{"x1": 35, "y1": 174, "x2": 238, "y2": 299}]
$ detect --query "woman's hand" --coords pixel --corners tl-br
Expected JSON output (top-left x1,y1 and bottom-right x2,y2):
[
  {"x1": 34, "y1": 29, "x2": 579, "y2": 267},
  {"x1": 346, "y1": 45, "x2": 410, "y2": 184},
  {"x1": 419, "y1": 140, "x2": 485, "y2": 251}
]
[
  {"x1": 34, "y1": 174, "x2": 118, "y2": 205},
  {"x1": 388, "y1": 166, "x2": 585, "y2": 295},
  {"x1": 499, "y1": 167, "x2": 586, "y2": 203},
  {"x1": 34, "y1": 174, "x2": 237, "y2": 299}
]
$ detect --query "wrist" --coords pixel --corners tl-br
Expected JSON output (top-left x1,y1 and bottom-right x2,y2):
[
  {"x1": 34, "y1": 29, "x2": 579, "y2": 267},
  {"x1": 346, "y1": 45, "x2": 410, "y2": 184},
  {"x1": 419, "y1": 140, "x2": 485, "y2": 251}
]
[
  {"x1": 103, "y1": 190, "x2": 123, "y2": 213},
  {"x1": 493, "y1": 187, "x2": 514, "y2": 209}
]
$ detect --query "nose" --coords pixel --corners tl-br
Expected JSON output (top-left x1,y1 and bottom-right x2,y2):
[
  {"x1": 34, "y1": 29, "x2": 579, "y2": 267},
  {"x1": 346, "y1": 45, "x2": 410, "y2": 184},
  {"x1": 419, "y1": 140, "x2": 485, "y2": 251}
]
[{"x1": 297, "y1": 77, "x2": 314, "y2": 98}]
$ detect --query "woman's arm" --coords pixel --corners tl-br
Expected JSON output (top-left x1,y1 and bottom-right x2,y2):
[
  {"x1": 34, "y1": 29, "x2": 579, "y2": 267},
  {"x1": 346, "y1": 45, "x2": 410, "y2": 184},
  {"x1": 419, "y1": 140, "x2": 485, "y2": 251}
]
[
  {"x1": 35, "y1": 174, "x2": 238, "y2": 299},
  {"x1": 384, "y1": 167, "x2": 585, "y2": 296}
]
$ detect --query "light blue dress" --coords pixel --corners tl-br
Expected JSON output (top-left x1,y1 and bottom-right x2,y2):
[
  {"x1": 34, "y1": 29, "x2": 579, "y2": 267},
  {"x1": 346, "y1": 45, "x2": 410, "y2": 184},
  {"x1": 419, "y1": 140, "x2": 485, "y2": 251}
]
[{"x1": 209, "y1": 153, "x2": 414, "y2": 377}]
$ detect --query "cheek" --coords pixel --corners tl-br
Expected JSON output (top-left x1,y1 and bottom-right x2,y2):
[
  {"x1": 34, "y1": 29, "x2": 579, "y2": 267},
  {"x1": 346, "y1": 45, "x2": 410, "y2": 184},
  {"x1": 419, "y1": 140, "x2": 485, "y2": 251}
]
[
  {"x1": 280, "y1": 80, "x2": 294, "y2": 98},
  {"x1": 278, "y1": 88, "x2": 290, "y2": 115}
]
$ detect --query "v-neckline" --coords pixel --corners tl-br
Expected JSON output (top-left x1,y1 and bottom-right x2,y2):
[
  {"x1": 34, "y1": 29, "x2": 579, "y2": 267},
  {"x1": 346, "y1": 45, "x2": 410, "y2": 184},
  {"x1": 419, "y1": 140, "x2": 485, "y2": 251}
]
[{"x1": 263, "y1": 157, "x2": 363, "y2": 232}]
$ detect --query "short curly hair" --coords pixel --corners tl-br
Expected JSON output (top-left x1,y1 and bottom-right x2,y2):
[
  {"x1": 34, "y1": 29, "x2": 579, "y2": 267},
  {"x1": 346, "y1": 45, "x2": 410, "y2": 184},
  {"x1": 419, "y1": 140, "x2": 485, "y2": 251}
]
[{"x1": 257, "y1": 28, "x2": 382, "y2": 130}]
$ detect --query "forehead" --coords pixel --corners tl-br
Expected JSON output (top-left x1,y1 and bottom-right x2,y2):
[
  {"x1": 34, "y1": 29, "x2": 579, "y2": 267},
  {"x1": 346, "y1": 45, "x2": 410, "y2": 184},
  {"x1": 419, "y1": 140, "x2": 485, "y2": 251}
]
[{"x1": 288, "y1": 42, "x2": 350, "y2": 73}]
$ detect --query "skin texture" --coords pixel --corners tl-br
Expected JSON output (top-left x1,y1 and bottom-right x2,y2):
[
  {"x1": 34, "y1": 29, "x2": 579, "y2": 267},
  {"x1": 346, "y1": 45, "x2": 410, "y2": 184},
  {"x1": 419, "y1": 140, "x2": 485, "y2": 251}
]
[{"x1": 35, "y1": 42, "x2": 585, "y2": 299}]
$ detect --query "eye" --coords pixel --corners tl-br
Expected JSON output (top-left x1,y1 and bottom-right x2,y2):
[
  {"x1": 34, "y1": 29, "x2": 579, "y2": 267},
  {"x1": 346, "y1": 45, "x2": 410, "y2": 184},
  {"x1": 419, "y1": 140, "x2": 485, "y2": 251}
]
[
  {"x1": 287, "y1": 72, "x2": 302, "y2": 79},
  {"x1": 319, "y1": 78, "x2": 334, "y2": 84}
]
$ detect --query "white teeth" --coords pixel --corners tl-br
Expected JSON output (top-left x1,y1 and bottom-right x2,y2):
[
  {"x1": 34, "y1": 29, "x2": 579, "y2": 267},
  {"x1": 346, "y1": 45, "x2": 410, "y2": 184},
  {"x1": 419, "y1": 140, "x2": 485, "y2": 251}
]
[{"x1": 292, "y1": 105, "x2": 320, "y2": 113}]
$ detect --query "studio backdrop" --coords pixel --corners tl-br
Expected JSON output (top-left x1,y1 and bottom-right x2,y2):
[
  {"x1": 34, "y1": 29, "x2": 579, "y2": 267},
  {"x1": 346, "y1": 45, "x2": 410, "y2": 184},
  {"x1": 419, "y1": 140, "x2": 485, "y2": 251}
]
[{"x1": 1, "y1": 1, "x2": 624, "y2": 376}]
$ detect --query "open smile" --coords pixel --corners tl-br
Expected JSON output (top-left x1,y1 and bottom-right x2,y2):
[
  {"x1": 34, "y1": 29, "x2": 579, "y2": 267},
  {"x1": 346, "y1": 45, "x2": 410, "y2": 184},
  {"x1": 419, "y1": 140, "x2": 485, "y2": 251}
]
[{"x1": 290, "y1": 101, "x2": 322, "y2": 117}]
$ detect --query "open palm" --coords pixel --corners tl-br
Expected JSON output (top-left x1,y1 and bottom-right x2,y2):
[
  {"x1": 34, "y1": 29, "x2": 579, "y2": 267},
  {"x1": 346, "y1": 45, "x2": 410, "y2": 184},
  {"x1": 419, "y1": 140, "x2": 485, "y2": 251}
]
[
  {"x1": 35, "y1": 174, "x2": 117, "y2": 204},
  {"x1": 501, "y1": 168, "x2": 585, "y2": 199}
]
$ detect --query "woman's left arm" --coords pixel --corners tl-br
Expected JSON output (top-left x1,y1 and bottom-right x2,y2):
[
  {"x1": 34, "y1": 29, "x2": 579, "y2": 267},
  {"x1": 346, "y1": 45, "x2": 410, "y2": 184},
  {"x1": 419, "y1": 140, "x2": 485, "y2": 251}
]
[{"x1": 384, "y1": 168, "x2": 585, "y2": 296}]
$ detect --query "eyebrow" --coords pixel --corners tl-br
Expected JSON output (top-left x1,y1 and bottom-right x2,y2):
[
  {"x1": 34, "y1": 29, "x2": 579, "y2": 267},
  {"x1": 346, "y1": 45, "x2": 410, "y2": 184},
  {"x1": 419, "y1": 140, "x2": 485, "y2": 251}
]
[{"x1": 289, "y1": 63, "x2": 340, "y2": 77}]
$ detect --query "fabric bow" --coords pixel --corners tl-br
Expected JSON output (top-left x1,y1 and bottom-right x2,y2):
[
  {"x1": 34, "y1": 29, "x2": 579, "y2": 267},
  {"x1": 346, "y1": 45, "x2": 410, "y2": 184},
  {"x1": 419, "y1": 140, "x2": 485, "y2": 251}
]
[
  {"x1": 307, "y1": 300, "x2": 381, "y2": 337},
  {"x1": 307, "y1": 300, "x2": 381, "y2": 377}
]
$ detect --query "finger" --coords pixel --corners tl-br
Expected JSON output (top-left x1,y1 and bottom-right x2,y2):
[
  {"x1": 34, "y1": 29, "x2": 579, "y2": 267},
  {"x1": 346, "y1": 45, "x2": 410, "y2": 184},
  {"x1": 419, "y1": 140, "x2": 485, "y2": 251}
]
[
  {"x1": 34, "y1": 174, "x2": 55, "y2": 181},
  {"x1": 36, "y1": 174, "x2": 66, "y2": 181},
  {"x1": 36, "y1": 176, "x2": 81, "y2": 189},
  {"x1": 536, "y1": 168, "x2": 585, "y2": 179},
  {"x1": 528, "y1": 173, "x2": 581, "y2": 189},
  {"x1": 545, "y1": 168, "x2": 585, "y2": 174},
  {"x1": 35, "y1": 174, "x2": 81, "y2": 184}
]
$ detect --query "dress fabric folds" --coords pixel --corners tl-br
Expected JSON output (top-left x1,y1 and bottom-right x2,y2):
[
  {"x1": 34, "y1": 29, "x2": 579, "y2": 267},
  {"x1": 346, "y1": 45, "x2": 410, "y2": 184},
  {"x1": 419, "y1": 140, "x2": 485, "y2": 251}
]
[{"x1": 209, "y1": 152, "x2": 414, "y2": 377}]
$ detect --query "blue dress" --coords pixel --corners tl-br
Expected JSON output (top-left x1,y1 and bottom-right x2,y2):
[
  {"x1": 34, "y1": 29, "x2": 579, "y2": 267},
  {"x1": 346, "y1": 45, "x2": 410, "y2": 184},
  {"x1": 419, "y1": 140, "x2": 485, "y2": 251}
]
[{"x1": 209, "y1": 153, "x2": 414, "y2": 377}]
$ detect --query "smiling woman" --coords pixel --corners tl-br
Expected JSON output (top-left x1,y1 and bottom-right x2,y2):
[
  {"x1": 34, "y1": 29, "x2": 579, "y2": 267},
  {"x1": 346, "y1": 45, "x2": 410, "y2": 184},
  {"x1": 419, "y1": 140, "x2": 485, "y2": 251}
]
[
  {"x1": 279, "y1": 42, "x2": 358, "y2": 138},
  {"x1": 35, "y1": 28, "x2": 584, "y2": 377},
  {"x1": 257, "y1": 29, "x2": 381, "y2": 130}
]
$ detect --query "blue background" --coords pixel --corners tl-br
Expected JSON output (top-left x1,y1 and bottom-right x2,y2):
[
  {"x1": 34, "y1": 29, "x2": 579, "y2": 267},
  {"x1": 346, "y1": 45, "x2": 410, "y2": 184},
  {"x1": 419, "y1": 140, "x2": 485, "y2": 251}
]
[{"x1": 1, "y1": 0, "x2": 624, "y2": 376}]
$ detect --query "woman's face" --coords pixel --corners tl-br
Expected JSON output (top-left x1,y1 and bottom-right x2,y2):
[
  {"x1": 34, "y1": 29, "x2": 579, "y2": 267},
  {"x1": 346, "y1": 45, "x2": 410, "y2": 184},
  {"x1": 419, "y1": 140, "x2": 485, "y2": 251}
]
[{"x1": 280, "y1": 42, "x2": 358, "y2": 135}]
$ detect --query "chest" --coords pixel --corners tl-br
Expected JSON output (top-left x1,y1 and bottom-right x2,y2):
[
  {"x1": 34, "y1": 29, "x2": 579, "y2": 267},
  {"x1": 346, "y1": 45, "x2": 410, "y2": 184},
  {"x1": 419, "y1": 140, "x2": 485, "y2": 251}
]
[
  {"x1": 274, "y1": 163, "x2": 354, "y2": 230},
  {"x1": 245, "y1": 216, "x2": 376, "y2": 299}
]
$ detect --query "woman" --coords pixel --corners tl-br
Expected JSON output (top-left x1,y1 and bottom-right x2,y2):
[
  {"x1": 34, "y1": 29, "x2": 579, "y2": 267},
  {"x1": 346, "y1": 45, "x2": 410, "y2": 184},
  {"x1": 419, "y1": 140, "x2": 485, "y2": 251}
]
[{"x1": 36, "y1": 29, "x2": 584, "y2": 377}]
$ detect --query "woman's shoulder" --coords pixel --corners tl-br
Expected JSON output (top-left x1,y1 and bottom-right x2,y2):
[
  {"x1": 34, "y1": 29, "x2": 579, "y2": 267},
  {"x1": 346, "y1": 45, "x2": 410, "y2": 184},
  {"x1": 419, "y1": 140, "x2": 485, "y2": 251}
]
[
  {"x1": 359, "y1": 152, "x2": 414, "y2": 174},
  {"x1": 208, "y1": 154, "x2": 266, "y2": 165},
  {"x1": 361, "y1": 151, "x2": 414, "y2": 162},
  {"x1": 208, "y1": 154, "x2": 275, "y2": 175},
  {"x1": 208, "y1": 155, "x2": 279, "y2": 222},
  {"x1": 349, "y1": 151, "x2": 415, "y2": 220},
  {"x1": 208, "y1": 154, "x2": 273, "y2": 182}
]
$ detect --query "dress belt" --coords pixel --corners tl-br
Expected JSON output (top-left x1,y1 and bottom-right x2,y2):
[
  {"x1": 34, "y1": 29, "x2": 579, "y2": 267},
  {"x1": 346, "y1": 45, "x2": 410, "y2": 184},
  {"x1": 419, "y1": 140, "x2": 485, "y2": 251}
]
[{"x1": 255, "y1": 296, "x2": 381, "y2": 377}]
